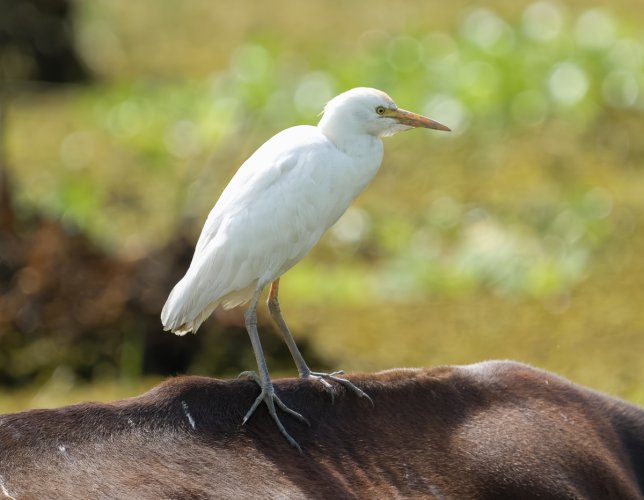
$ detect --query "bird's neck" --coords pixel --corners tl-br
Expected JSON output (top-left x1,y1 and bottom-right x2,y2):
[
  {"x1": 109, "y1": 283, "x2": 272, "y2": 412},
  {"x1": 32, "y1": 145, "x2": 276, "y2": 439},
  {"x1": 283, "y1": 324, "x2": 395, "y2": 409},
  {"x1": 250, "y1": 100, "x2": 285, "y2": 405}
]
[{"x1": 317, "y1": 119, "x2": 382, "y2": 158}]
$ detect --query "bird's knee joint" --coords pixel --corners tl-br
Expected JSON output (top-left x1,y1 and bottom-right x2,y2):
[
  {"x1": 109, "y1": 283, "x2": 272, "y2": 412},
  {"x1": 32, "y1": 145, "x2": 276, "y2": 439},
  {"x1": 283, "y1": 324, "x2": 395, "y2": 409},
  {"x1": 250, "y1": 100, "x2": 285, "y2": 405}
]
[{"x1": 267, "y1": 298, "x2": 281, "y2": 314}]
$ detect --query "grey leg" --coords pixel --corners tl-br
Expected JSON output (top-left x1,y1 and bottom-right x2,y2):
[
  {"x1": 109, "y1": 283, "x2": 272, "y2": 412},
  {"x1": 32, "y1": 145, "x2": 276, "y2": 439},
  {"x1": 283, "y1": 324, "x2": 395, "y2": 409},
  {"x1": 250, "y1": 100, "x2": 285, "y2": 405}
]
[
  {"x1": 267, "y1": 278, "x2": 373, "y2": 405},
  {"x1": 238, "y1": 284, "x2": 308, "y2": 451}
]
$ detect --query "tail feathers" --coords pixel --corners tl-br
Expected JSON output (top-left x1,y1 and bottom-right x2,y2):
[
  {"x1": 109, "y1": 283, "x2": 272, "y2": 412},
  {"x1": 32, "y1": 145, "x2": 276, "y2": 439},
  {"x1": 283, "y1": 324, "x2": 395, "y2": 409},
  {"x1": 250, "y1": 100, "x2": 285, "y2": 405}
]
[
  {"x1": 161, "y1": 275, "x2": 218, "y2": 335},
  {"x1": 163, "y1": 301, "x2": 218, "y2": 336},
  {"x1": 161, "y1": 274, "x2": 257, "y2": 335}
]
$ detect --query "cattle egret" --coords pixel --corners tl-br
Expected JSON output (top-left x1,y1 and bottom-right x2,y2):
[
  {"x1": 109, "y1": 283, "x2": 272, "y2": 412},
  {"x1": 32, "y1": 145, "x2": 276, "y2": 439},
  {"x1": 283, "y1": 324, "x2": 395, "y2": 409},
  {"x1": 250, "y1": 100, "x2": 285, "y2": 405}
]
[{"x1": 161, "y1": 87, "x2": 450, "y2": 449}]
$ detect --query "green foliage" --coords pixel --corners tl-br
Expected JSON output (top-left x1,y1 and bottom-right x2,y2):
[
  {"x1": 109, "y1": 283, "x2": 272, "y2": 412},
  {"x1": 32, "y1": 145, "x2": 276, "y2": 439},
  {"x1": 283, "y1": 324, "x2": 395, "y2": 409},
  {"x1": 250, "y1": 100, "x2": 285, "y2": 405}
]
[
  {"x1": 4, "y1": 1, "x2": 644, "y2": 406},
  {"x1": 11, "y1": 3, "x2": 643, "y2": 295}
]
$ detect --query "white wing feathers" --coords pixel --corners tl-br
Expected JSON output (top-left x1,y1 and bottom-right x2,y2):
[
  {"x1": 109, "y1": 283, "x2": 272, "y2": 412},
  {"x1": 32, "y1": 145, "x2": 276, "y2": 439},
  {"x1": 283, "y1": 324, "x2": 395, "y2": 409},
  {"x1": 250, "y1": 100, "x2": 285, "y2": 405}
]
[{"x1": 161, "y1": 125, "x2": 347, "y2": 334}]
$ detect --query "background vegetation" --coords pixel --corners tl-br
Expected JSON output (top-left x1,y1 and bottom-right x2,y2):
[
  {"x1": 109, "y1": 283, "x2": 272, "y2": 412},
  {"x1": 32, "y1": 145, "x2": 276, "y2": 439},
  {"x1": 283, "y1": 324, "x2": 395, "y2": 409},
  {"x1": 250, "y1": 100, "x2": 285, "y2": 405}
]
[{"x1": 1, "y1": 0, "x2": 643, "y2": 411}]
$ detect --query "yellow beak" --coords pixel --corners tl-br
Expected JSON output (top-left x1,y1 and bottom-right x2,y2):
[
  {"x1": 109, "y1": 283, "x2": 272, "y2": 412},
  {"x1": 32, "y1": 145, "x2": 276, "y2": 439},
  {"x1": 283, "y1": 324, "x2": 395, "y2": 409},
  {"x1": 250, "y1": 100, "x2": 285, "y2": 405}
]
[{"x1": 388, "y1": 108, "x2": 451, "y2": 132}]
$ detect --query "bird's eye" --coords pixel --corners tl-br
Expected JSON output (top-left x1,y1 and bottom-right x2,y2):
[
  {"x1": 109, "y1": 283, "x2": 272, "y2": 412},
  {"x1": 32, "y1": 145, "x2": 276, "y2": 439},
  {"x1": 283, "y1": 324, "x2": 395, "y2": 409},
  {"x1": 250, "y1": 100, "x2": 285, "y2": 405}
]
[{"x1": 376, "y1": 106, "x2": 386, "y2": 115}]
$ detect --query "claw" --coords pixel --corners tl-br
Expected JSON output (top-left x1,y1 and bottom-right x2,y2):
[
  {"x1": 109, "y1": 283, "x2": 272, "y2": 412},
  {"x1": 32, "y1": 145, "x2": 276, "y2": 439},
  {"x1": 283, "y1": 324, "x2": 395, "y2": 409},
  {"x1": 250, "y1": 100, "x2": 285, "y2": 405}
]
[
  {"x1": 274, "y1": 396, "x2": 310, "y2": 426},
  {"x1": 318, "y1": 377, "x2": 333, "y2": 390},
  {"x1": 242, "y1": 391, "x2": 265, "y2": 425},
  {"x1": 303, "y1": 371, "x2": 374, "y2": 406}
]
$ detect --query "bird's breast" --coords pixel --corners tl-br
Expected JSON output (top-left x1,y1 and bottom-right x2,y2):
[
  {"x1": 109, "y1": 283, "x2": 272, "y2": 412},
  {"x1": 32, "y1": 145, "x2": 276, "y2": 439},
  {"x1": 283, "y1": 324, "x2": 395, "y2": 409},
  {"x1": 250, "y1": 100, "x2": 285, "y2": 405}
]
[
  {"x1": 327, "y1": 139, "x2": 383, "y2": 202},
  {"x1": 298, "y1": 138, "x2": 383, "y2": 231}
]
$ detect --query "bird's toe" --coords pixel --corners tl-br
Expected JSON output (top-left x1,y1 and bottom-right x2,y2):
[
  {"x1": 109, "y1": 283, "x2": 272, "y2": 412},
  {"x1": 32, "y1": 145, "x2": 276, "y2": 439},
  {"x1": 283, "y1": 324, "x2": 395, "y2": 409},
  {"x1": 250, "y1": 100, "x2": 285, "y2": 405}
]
[
  {"x1": 242, "y1": 379, "x2": 308, "y2": 451},
  {"x1": 304, "y1": 371, "x2": 373, "y2": 406}
]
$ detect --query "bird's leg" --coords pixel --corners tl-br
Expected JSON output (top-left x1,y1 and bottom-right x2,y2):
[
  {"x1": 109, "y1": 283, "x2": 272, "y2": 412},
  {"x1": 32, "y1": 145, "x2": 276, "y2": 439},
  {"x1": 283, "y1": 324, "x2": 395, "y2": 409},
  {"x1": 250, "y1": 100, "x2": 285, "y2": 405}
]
[
  {"x1": 267, "y1": 279, "x2": 373, "y2": 404},
  {"x1": 238, "y1": 285, "x2": 309, "y2": 451}
]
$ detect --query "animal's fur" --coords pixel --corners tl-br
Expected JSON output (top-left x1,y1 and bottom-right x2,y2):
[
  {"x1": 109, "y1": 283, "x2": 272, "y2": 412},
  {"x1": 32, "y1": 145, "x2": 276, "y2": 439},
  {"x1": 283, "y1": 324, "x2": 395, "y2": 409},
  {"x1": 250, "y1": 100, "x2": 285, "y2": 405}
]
[{"x1": 1, "y1": 361, "x2": 642, "y2": 499}]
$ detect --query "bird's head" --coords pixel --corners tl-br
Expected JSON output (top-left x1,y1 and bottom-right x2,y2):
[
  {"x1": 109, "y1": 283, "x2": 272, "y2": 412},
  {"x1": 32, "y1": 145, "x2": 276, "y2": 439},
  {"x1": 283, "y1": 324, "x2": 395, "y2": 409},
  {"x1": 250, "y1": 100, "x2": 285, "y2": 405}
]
[{"x1": 319, "y1": 87, "x2": 450, "y2": 139}]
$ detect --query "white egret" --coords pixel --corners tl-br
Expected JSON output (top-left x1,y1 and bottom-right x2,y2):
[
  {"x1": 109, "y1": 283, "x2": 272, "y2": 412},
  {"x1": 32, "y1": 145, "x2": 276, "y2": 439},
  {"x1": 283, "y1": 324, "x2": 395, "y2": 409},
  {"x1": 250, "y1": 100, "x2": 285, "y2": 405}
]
[{"x1": 161, "y1": 87, "x2": 450, "y2": 449}]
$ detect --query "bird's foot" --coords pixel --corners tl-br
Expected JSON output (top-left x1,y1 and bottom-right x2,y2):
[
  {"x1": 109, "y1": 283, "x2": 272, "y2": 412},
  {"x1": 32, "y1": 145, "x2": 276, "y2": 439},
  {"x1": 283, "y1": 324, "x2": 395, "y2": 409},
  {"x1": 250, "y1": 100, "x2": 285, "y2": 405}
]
[
  {"x1": 237, "y1": 370, "x2": 309, "y2": 451},
  {"x1": 302, "y1": 370, "x2": 374, "y2": 405}
]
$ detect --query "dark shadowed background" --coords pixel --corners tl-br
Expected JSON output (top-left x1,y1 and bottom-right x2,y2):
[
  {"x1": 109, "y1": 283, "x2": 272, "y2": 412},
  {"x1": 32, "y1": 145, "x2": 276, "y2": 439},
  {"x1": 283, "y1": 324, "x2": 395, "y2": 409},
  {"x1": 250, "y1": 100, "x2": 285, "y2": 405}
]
[{"x1": 1, "y1": 0, "x2": 643, "y2": 411}]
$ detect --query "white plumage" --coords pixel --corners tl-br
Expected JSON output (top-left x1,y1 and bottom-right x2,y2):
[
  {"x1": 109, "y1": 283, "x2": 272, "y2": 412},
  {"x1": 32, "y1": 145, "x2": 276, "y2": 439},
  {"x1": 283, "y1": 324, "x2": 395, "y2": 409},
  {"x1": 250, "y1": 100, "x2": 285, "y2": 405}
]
[
  {"x1": 161, "y1": 124, "x2": 380, "y2": 333},
  {"x1": 161, "y1": 87, "x2": 449, "y2": 449}
]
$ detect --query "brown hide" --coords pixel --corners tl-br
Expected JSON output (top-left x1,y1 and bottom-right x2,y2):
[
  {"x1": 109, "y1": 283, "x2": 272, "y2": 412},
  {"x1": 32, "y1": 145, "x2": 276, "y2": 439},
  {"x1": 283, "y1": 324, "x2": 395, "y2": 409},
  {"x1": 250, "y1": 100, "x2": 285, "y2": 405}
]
[{"x1": 0, "y1": 361, "x2": 643, "y2": 499}]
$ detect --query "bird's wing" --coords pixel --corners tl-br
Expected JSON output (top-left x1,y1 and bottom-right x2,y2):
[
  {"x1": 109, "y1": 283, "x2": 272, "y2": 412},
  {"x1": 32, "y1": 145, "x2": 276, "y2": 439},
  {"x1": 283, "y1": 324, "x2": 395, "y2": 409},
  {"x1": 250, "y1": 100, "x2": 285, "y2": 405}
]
[
  {"x1": 162, "y1": 125, "x2": 343, "y2": 332},
  {"x1": 193, "y1": 126, "x2": 322, "y2": 255}
]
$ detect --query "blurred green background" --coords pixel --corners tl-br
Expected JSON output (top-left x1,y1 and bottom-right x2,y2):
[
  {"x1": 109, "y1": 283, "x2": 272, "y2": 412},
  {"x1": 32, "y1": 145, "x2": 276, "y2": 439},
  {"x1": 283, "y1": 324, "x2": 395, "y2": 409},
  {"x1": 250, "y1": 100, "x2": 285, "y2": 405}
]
[{"x1": 1, "y1": 0, "x2": 643, "y2": 411}]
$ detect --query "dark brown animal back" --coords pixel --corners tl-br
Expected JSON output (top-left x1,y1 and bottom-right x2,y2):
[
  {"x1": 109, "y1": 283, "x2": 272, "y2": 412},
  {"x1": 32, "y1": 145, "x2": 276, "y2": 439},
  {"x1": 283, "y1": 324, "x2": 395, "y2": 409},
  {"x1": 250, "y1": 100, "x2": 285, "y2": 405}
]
[{"x1": 1, "y1": 361, "x2": 643, "y2": 499}]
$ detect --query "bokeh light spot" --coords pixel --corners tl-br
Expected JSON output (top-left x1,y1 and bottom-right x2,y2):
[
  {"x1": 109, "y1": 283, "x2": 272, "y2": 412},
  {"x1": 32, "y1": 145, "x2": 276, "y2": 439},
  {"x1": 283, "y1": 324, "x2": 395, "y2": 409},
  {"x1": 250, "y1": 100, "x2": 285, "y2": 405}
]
[
  {"x1": 230, "y1": 43, "x2": 272, "y2": 83},
  {"x1": 60, "y1": 131, "x2": 96, "y2": 170},
  {"x1": 602, "y1": 70, "x2": 639, "y2": 108},
  {"x1": 386, "y1": 36, "x2": 424, "y2": 72},
  {"x1": 330, "y1": 207, "x2": 371, "y2": 248},
  {"x1": 461, "y1": 8, "x2": 514, "y2": 54},
  {"x1": 294, "y1": 71, "x2": 336, "y2": 117},
  {"x1": 522, "y1": 2, "x2": 565, "y2": 43},
  {"x1": 423, "y1": 95, "x2": 470, "y2": 135},
  {"x1": 548, "y1": 62, "x2": 589, "y2": 105},
  {"x1": 575, "y1": 9, "x2": 617, "y2": 50},
  {"x1": 164, "y1": 120, "x2": 202, "y2": 159}
]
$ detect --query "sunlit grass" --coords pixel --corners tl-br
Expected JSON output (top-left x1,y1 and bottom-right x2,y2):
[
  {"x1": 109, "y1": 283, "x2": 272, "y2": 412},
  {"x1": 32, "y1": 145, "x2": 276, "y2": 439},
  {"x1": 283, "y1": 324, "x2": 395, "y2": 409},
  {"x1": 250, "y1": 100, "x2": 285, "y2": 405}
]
[
  {"x1": 285, "y1": 277, "x2": 644, "y2": 407},
  {"x1": 0, "y1": 373, "x2": 162, "y2": 413}
]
